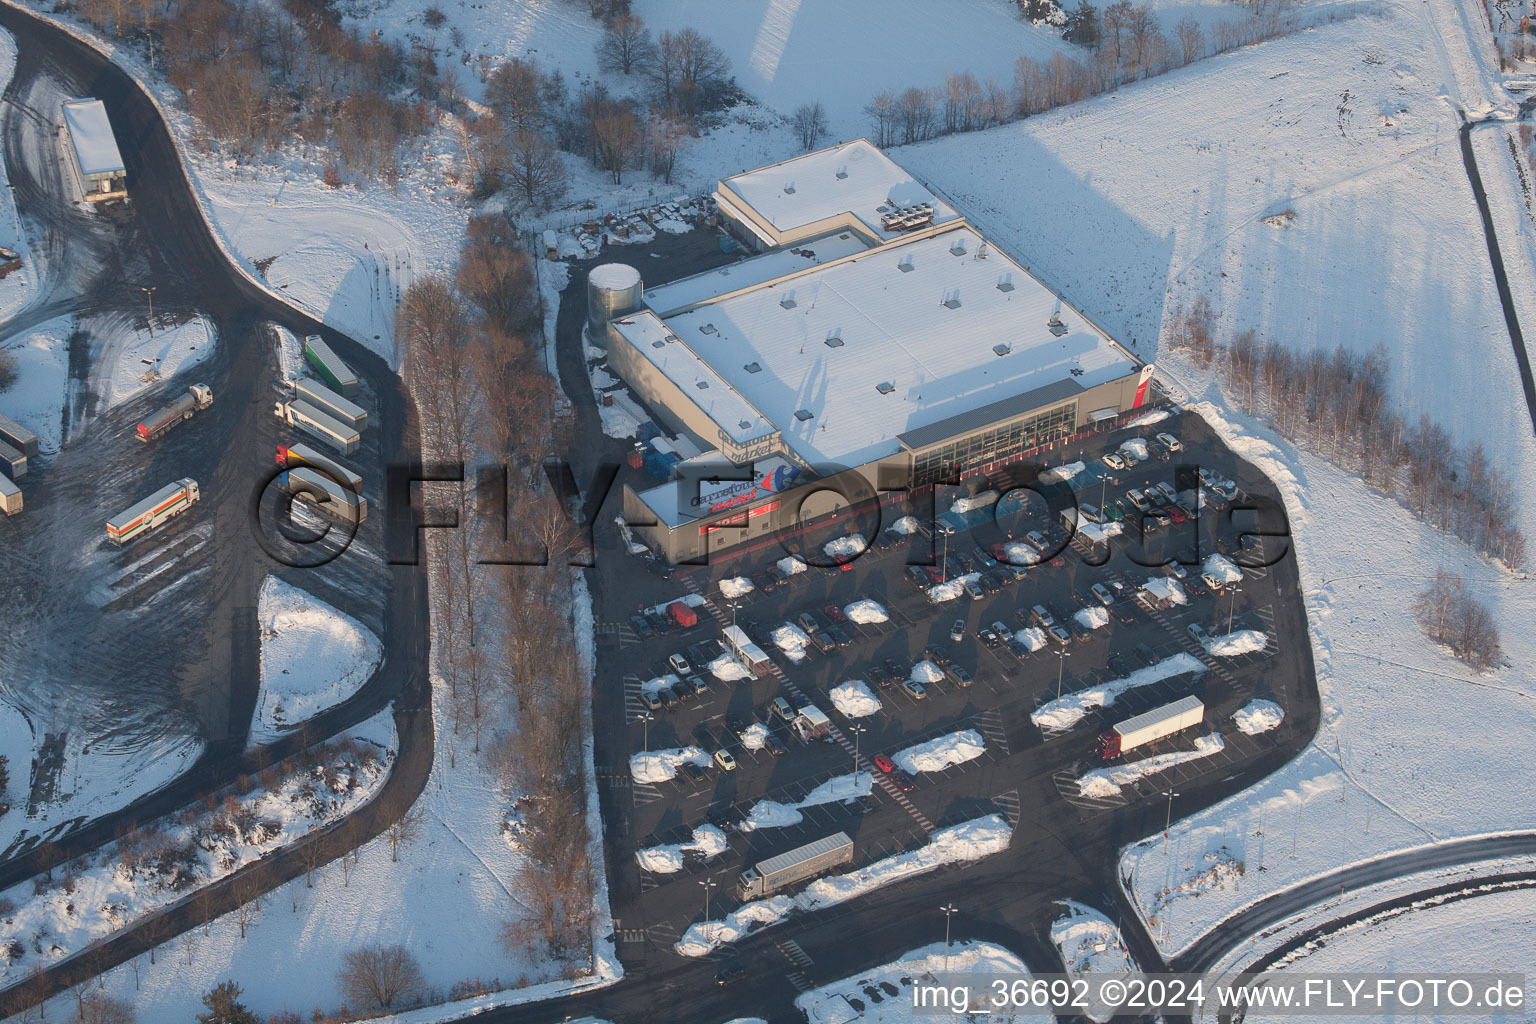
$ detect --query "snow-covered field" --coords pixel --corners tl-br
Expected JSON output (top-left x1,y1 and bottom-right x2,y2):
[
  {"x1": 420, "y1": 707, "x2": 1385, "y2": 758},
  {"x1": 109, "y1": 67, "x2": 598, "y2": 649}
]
[
  {"x1": 0, "y1": 315, "x2": 70, "y2": 454},
  {"x1": 1031, "y1": 653, "x2": 1206, "y2": 733},
  {"x1": 676, "y1": 815, "x2": 1012, "y2": 956},
  {"x1": 829, "y1": 679, "x2": 881, "y2": 719},
  {"x1": 796, "y1": 940, "x2": 1051, "y2": 1024},
  {"x1": 250, "y1": 576, "x2": 384, "y2": 745},
  {"x1": 893, "y1": 729, "x2": 985, "y2": 774}
]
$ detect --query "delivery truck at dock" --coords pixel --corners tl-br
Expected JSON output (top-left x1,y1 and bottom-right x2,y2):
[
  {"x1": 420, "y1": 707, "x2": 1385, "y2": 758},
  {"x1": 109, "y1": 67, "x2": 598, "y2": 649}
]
[
  {"x1": 303, "y1": 334, "x2": 358, "y2": 398},
  {"x1": 291, "y1": 376, "x2": 367, "y2": 432},
  {"x1": 274, "y1": 400, "x2": 360, "y2": 456},
  {"x1": 1094, "y1": 694, "x2": 1205, "y2": 760},
  {"x1": 106, "y1": 478, "x2": 199, "y2": 545},
  {"x1": 136, "y1": 383, "x2": 212, "y2": 442},
  {"x1": 736, "y1": 832, "x2": 854, "y2": 900}
]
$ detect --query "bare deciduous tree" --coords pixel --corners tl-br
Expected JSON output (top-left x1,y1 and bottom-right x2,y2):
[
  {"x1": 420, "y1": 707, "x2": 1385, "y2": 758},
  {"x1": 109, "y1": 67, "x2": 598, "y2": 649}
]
[
  {"x1": 791, "y1": 101, "x2": 827, "y2": 150},
  {"x1": 69, "y1": 990, "x2": 135, "y2": 1024},
  {"x1": 595, "y1": 14, "x2": 655, "y2": 75},
  {"x1": 504, "y1": 130, "x2": 568, "y2": 211},
  {"x1": 653, "y1": 27, "x2": 730, "y2": 111},
  {"x1": 590, "y1": 101, "x2": 643, "y2": 184},
  {"x1": 338, "y1": 944, "x2": 426, "y2": 1012},
  {"x1": 1174, "y1": 16, "x2": 1205, "y2": 64},
  {"x1": 486, "y1": 58, "x2": 548, "y2": 132},
  {"x1": 386, "y1": 802, "x2": 427, "y2": 862},
  {"x1": 864, "y1": 89, "x2": 898, "y2": 147},
  {"x1": 647, "y1": 110, "x2": 692, "y2": 183}
]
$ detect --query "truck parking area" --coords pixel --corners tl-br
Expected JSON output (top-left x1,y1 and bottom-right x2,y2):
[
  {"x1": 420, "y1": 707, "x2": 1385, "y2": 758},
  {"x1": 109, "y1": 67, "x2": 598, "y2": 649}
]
[{"x1": 592, "y1": 409, "x2": 1314, "y2": 956}]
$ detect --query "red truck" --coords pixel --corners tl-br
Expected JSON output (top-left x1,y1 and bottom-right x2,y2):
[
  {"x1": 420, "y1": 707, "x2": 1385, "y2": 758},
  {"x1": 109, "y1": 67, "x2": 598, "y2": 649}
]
[{"x1": 668, "y1": 601, "x2": 698, "y2": 628}]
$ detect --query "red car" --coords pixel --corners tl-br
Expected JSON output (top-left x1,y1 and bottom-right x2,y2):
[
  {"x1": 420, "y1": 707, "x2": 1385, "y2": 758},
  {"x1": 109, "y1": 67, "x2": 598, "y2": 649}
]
[
  {"x1": 824, "y1": 604, "x2": 847, "y2": 623},
  {"x1": 1168, "y1": 506, "x2": 1187, "y2": 524},
  {"x1": 872, "y1": 753, "x2": 897, "y2": 773}
]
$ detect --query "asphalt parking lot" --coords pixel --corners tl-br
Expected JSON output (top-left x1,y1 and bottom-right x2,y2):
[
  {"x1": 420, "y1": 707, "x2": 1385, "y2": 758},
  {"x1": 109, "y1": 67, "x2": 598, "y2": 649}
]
[{"x1": 589, "y1": 408, "x2": 1309, "y2": 959}]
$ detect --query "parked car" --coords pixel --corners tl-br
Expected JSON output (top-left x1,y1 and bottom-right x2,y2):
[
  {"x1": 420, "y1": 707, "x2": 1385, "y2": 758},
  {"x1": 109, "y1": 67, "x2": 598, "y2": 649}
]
[
  {"x1": 976, "y1": 574, "x2": 1000, "y2": 595},
  {"x1": 1025, "y1": 530, "x2": 1048, "y2": 552},
  {"x1": 673, "y1": 677, "x2": 697, "y2": 700},
  {"x1": 797, "y1": 611, "x2": 821, "y2": 634},
  {"x1": 659, "y1": 687, "x2": 680, "y2": 708},
  {"x1": 640, "y1": 690, "x2": 662, "y2": 711},
  {"x1": 901, "y1": 679, "x2": 928, "y2": 700},
  {"x1": 726, "y1": 713, "x2": 750, "y2": 737},
  {"x1": 1031, "y1": 605, "x2": 1055, "y2": 628},
  {"x1": 884, "y1": 656, "x2": 907, "y2": 680},
  {"x1": 1188, "y1": 622, "x2": 1211, "y2": 644},
  {"x1": 823, "y1": 603, "x2": 847, "y2": 623},
  {"x1": 1168, "y1": 505, "x2": 1187, "y2": 524},
  {"x1": 1134, "y1": 642, "x2": 1158, "y2": 667},
  {"x1": 686, "y1": 643, "x2": 709, "y2": 668},
  {"x1": 949, "y1": 663, "x2": 975, "y2": 686},
  {"x1": 765, "y1": 734, "x2": 787, "y2": 756},
  {"x1": 1156, "y1": 431, "x2": 1183, "y2": 452},
  {"x1": 950, "y1": 618, "x2": 967, "y2": 642},
  {"x1": 1101, "y1": 452, "x2": 1127, "y2": 470},
  {"x1": 689, "y1": 675, "x2": 710, "y2": 697},
  {"x1": 963, "y1": 580, "x2": 985, "y2": 600},
  {"x1": 752, "y1": 570, "x2": 777, "y2": 592},
  {"x1": 829, "y1": 625, "x2": 854, "y2": 647},
  {"x1": 647, "y1": 609, "x2": 674, "y2": 634},
  {"x1": 978, "y1": 624, "x2": 1000, "y2": 647},
  {"x1": 1069, "y1": 620, "x2": 1094, "y2": 644},
  {"x1": 1005, "y1": 638, "x2": 1031, "y2": 660},
  {"x1": 867, "y1": 663, "x2": 890, "y2": 688},
  {"x1": 682, "y1": 761, "x2": 708, "y2": 782},
  {"x1": 714, "y1": 749, "x2": 738, "y2": 771},
  {"x1": 629, "y1": 615, "x2": 655, "y2": 640},
  {"x1": 705, "y1": 806, "x2": 733, "y2": 831},
  {"x1": 667, "y1": 652, "x2": 691, "y2": 675},
  {"x1": 873, "y1": 753, "x2": 897, "y2": 773},
  {"x1": 907, "y1": 566, "x2": 932, "y2": 588},
  {"x1": 889, "y1": 770, "x2": 917, "y2": 793},
  {"x1": 972, "y1": 545, "x2": 998, "y2": 568},
  {"x1": 1048, "y1": 624, "x2": 1072, "y2": 646},
  {"x1": 1091, "y1": 583, "x2": 1115, "y2": 605},
  {"x1": 812, "y1": 632, "x2": 837, "y2": 653},
  {"x1": 1108, "y1": 654, "x2": 1131, "y2": 677},
  {"x1": 771, "y1": 697, "x2": 796, "y2": 721}
]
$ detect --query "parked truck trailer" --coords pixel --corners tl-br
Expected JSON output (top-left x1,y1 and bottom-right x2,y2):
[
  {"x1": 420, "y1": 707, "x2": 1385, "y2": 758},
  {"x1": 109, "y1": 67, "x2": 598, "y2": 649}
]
[
  {"x1": 136, "y1": 383, "x2": 212, "y2": 442},
  {"x1": 278, "y1": 467, "x2": 367, "y2": 525},
  {"x1": 106, "y1": 478, "x2": 199, "y2": 545},
  {"x1": 276, "y1": 442, "x2": 362, "y2": 492},
  {"x1": 274, "y1": 400, "x2": 360, "y2": 456},
  {"x1": 291, "y1": 377, "x2": 367, "y2": 432},
  {"x1": 0, "y1": 474, "x2": 20, "y2": 516},
  {"x1": 303, "y1": 334, "x2": 358, "y2": 398},
  {"x1": 736, "y1": 832, "x2": 854, "y2": 900},
  {"x1": 1095, "y1": 694, "x2": 1205, "y2": 760},
  {"x1": 0, "y1": 412, "x2": 37, "y2": 458},
  {"x1": 0, "y1": 440, "x2": 24, "y2": 481}
]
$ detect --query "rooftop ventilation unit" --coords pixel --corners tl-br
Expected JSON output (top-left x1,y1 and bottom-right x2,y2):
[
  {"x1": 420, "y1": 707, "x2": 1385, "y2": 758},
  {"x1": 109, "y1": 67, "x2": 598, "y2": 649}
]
[
  {"x1": 700, "y1": 323, "x2": 718, "y2": 335},
  {"x1": 992, "y1": 343, "x2": 1012, "y2": 356},
  {"x1": 949, "y1": 238, "x2": 968, "y2": 256},
  {"x1": 780, "y1": 291, "x2": 797, "y2": 309},
  {"x1": 977, "y1": 242, "x2": 989, "y2": 259},
  {"x1": 996, "y1": 274, "x2": 1015, "y2": 292},
  {"x1": 897, "y1": 255, "x2": 914, "y2": 273},
  {"x1": 695, "y1": 380, "x2": 710, "y2": 389},
  {"x1": 836, "y1": 166, "x2": 849, "y2": 179},
  {"x1": 651, "y1": 340, "x2": 665, "y2": 349},
  {"x1": 942, "y1": 288, "x2": 962, "y2": 309},
  {"x1": 875, "y1": 381, "x2": 896, "y2": 395},
  {"x1": 783, "y1": 180, "x2": 796, "y2": 194},
  {"x1": 1048, "y1": 313, "x2": 1068, "y2": 337},
  {"x1": 794, "y1": 409, "x2": 814, "y2": 422},
  {"x1": 738, "y1": 420, "x2": 753, "y2": 430},
  {"x1": 825, "y1": 328, "x2": 843, "y2": 347},
  {"x1": 744, "y1": 362, "x2": 762, "y2": 373}
]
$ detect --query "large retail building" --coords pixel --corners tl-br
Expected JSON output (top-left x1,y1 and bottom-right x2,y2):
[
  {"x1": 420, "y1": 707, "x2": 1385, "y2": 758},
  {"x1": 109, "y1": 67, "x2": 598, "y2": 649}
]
[{"x1": 596, "y1": 140, "x2": 1155, "y2": 563}]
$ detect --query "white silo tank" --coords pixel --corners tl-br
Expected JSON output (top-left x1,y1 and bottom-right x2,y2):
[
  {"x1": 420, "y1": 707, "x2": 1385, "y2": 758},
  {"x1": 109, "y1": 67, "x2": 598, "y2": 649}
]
[{"x1": 587, "y1": 263, "x2": 643, "y2": 345}]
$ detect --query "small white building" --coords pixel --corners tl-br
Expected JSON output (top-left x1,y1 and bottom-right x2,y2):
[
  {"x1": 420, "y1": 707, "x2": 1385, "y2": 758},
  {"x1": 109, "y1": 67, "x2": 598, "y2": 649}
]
[{"x1": 62, "y1": 98, "x2": 127, "y2": 202}]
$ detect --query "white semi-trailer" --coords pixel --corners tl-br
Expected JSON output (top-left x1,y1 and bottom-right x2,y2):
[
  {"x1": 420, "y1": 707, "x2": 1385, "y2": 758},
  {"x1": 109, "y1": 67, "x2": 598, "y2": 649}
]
[
  {"x1": 1095, "y1": 695, "x2": 1205, "y2": 760},
  {"x1": 136, "y1": 384, "x2": 212, "y2": 442},
  {"x1": 274, "y1": 400, "x2": 360, "y2": 456},
  {"x1": 0, "y1": 412, "x2": 37, "y2": 458},
  {"x1": 0, "y1": 474, "x2": 20, "y2": 516},
  {"x1": 106, "y1": 478, "x2": 199, "y2": 545},
  {"x1": 276, "y1": 442, "x2": 362, "y2": 492},
  {"x1": 291, "y1": 377, "x2": 367, "y2": 432},
  {"x1": 736, "y1": 832, "x2": 854, "y2": 900},
  {"x1": 278, "y1": 467, "x2": 367, "y2": 525}
]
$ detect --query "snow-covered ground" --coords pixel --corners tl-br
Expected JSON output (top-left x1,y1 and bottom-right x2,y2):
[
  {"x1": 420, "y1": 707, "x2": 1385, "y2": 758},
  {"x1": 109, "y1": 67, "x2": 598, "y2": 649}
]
[
  {"x1": 1202, "y1": 553, "x2": 1244, "y2": 586},
  {"x1": 635, "y1": 824, "x2": 729, "y2": 874},
  {"x1": 796, "y1": 940, "x2": 1050, "y2": 1024},
  {"x1": 843, "y1": 599, "x2": 888, "y2": 624},
  {"x1": 718, "y1": 576, "x2": 754, "y2": 600},
  {"x1": 0, "y1": 314, "x2": 70, "y2": 454},
  {"x1": 250, "y1": 576, "x2": 384, "y2": 746},
  {"x1": 908, "y1": 660, "x2": 945, "y2": 685},
  {"x1": 926, "y1": 572, "x2": 981, "y2": 603},
  {"x1": 824, "y1": 534, "x2": 867, "y2": 559},
  {"x1": 775, "y1": 555, "x2": 808, "y2": 576},
  {"x1": 1073, "y1": 605, "x2": 1109, "y2": 631},
  {"x1": 829, "y1": 679, "x2": 881, "y2": 719},
  {"x1": 770, "y1": 622, "x2": 812, "y2": 662},
  {"x1": 1014, "y1": 626, "x2": 1048, "y2": 652},
  {"x1": 740, "y1": 723, "x2": 769, "y2": 750},
  {"x1": 1078, "y1": 734, "x2": 1226, "y2": 799},
  {"x1": 739, "y1": 773, "x2": 872, "y2": 832},
  {"x1": 950, "y1": 490, "x2": 998, "y2": 514},
  {"x1": 676, "y1": 814, "x2": 1012, "y2": 956},
  {"x1": 1050, "y1": 900, "x2": 1137, "y2": 1023},
  {"x1": 888, "y1": 515, "x2": 919, "y2": 535},
  {"x1": 892, "y1": 729, "x2": 985, "y2": 775},
  {"x1": 707, "y1": 653, "x2": 753, "y2": 682},
  {"x1": 630, "y1": 746, "x2": 709, "y2": 784},
  {"x1": 1040, "y1": 461, "x2": 1084, "y2": 483},
  {"x1": 96, "y1": 313, "x2": 216, "y2": 408},
  {"x1": 1206, "y1": 629, "x2": 1268, "y2": 658},
  {"x1": 1232, "y1": 699, "x2": 1284, "y2": 736},
  {"x1": 3, "y1": 710, "x2": 394, "y2": 992},
  {"x1": 1031, "y1": 653, "x2": 1206, "y2": 733}
]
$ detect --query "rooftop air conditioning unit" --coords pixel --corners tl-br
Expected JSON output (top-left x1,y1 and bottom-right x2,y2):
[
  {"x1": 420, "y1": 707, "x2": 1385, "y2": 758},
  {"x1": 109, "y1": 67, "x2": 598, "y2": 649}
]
[
  {"x1": 992, "y1": 343, "x2": 1012, "y2": 356},
  {"x1": 784, "y1": 181, "x2": 796, "y2": 194},
  {"x1": 875, "y1": 381, "x2": 896, "y2": 395},
  {"x1": 897, "y1": 255, "x2": 914, "y2": 273},
  {"x1": 943, "y1": 289, "x2": 962, "y2": 309},
  {"x1": 997, "y1": 274, "x2": 1015, "y2": 293},
  {"x1": 780, "y1": 292, "x2": 797, "y2": 309}
]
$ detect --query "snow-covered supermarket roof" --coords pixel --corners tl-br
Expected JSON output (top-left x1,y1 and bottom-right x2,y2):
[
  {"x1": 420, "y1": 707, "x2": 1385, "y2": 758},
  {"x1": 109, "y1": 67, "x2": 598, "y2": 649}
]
[
  {"x1": 657, "y1": 226, "x2": 1139, "y2": 468},
  {"x1": 718, "y1": 139, "x2": 960, "y2": 244},
  {"x1": 608, "y1": 310, "x2": 778, "y2": 448},
  {"x1": 62, "y1": 98, "x2": 125, "y2": 176},
  {"x1": 644, "y1": 230, "x2": 872, "y2": 315}
]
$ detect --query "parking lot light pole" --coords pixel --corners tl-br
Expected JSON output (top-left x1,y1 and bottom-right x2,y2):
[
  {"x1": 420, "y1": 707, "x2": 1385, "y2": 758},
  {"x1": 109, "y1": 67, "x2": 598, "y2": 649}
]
[
  {"x1": 1055, "y1": 647, "x2": 1071, "y2": 701},
  {"x1": 700, "y1": 877, "x2": 717, "y2": 941},
  {"x1": 940, "y1": 903, "x2": 958, "y2": 973},
  {"x1": 1163, "y1": 789, "x2": 1180, "y2": 856},
  {"x1": 848, "y1": 723, "x2": 866, "y2": 786},
  {"x1": 637, "y1": 711, "x2": 653, "y2": 754},
  {"x1": 141, "y1": 286, "x2": 158, "y2": 376},
  {"x1": 1226, "y1": 585, "x2": 1242, "y2": 635}
]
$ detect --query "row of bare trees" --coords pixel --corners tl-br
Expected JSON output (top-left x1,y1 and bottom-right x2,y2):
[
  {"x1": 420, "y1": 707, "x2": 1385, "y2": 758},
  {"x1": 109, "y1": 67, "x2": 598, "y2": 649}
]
[
  {"x1": 1413, "y1": 570, "x2": 1504, "y2": 671},
  {"x1": 1171, "y1": 300, "x2": 1528, "y2": 570}
]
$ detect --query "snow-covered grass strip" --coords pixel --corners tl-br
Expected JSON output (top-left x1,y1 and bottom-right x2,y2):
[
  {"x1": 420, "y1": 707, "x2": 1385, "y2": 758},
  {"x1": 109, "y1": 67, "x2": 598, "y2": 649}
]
[
  {"x1": 1031, "y1": 653, "x2": 1207, "y2": 732},
  {"x1": 842, "y1": 599, "x2": 888, "y2": 624},
  {"x1": 1040, "y1": 461, "x2": 1085, "y2": 482},
  {"x1": 675, "y1": 814, "x2": 1012, "y2": 956},
  {"x1": 893, "y1": 729, "x2": 985, "y2": 774},
  {"x1": 951, "y1": 490, "x2": 998, "y2": 513},
  {"x1": 629, "y1": 746, "x2": 708, "y2": 784},
  {"x1": 829, "y1": 679, "x2": 881, "y2": 718},
  {"x1": 1077, "y1": 734, "x2": 1225, "y2": 799},
  {"x1": 634, "y1": 825, "x2": 729, "y2": 874},
  {"x1": 1207, "y1": 629, "x2": 1268, "y2": 657},
  {"x1": 1126, "y1": 409, "x2": 1171, "y2": 428},
  {"x1": 1232, "y1": 699, "x2": 1284, "y2": 735}
]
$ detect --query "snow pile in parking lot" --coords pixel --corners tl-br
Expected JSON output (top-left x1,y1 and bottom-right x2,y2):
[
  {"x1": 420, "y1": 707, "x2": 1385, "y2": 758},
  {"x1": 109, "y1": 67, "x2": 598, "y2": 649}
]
[
  {"x1": 1040, "y1": 461, "x2": 1085, "y2": 482},
  {"x1": 843, "y1": 599, "x2": 888, "y2": 624},
  {"x1": 719, "y1": 576, "x2": 754, "y2": 599},
  {"x1": 1233, "y1": 699, "x2": 1285, "y2": 735},
  {"x1": 739, "y1": 800, "x2": 805, "y2": 831},
  {"x1": 890, "y1": 515, "x2": 919, "y2": 535},
  {"x1": 1002, "y1": 541, "x2": 1044, "y2": 565},
  {"x1": 775, "y1": 555, "x2": 808, "y2": 575},
  {"x1": 770, "y1": 623, "x2": 812, "y2": 662},
  {"x1": 1127, "y1": 409, "x2": 1171, "y2": 428},
  {"x1": 675, "y1": 815, "x2": 1012, "y2": 956},
  {"x1": 630, "y1": 746, "x2": 709, "y2": 783},
  {"x1": 1207, "y1": 629, "x2": 1268, "y2": 657},
  {"x1": 708, "y1": 653, "x2": 753, "y2": 681},
  {"x1": 1074, "y1": 606, "x2": 1110, "y2": 630},
  {"x1": 909, "y1": 660, "x2": 945, "y2": 684},
  {"x1": 740, "y1": 723, "x2": 770, "y2": 749},
  {"x1": 740, "y1": 774, "x2": 873, "y2": 832},
  {"x1": 641, "y1": 673, "x2": 680, "y2": 696},
  {"x1": 951, "y1": 490, "x2": 998, "y2": 513},
  {"x1": 1202, "y1": 553, "x2": 1244, "y2": 586},
  {"x1": 1077, "y1": 734, "x2": 1225, "y2": 799},
  {"x1": 894, "y1": 729, "x2": 985, "y2": 773},
  {"x1": 927, "y1": 571, "x2": 981, "y2": 603},
  {"x1": 1119, "y1": 437, "x2": 1149, "y2": 461},
  {"x1": 635, "y1": 824, "x2": 730, "y2": 874},
  {"x1": 1142, "y1": 577, "x2": 1188, "y2": 605},
  {"x1": 830, "y1": 680, "x2": 881, "y2": 718},
  {"x1": 1015, "y1": 627, "x2": 1048, "y2": 652},
  {"x1": 1031, "y1": 653, "x2": 1207, "y2": 732},
  {"x1": 823, "y1": 534, "x2": 868, "y2": 558}
]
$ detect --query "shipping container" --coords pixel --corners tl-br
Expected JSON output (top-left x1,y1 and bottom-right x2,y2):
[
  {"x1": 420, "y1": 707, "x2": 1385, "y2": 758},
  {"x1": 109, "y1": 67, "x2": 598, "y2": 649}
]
[
  {"x1": 274, "y1": 400, "x2": 360, "y2": 456},
  {"x1": 0, "y1": 474, "x2": 20, "y2": 516},
  {"x1": 737, "y1": 832, "x2": 853, "y2": 900},
  {"x1": 106, "y1": 478, "x2": 199, "y2": 545},
  {"x1": 0, "y1": 412, "x2": 38, "y2": 458},
  {"x1": 291, "y1": 377, "x2": 367, "y2": 432},
  {"x1": 276, "y1": 442, "x2": 362, "y2": 492},
  {"x1": 302, "y1": 335, "x2": 358, "y2": 398},
  {"x1": 0, "y1": 440, "x2": 25, "y2": 481},
  {"x1": 279, "y1": 467, "x2": 367, "y2": 525}
]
